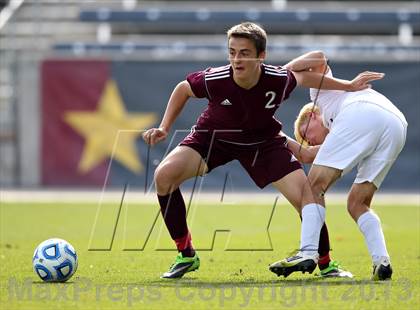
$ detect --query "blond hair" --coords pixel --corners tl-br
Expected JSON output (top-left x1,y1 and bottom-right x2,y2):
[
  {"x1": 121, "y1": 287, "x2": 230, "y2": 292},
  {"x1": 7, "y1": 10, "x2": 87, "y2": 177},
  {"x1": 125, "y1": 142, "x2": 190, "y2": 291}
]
[
  {"x1": 294, "y1": 102, "x2": 321, "y2": 146},
  {"x1": 227, "y1": 22, "x2": 267, "y2": 56}
]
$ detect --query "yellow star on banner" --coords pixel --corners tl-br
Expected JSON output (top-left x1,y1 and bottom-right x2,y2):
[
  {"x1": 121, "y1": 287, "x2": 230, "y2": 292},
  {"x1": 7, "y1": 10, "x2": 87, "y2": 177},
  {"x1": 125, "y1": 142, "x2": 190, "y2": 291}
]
[{"x1": 64, "y1": 79, "x2": 157, "y2": 174}]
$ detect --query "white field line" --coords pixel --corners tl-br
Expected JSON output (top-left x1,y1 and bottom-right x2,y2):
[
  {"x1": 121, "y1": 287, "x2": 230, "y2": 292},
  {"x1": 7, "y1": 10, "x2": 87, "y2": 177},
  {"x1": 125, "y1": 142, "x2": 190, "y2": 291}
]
[{"x1": 0, "y1": 189, "x2": 419, "y2": 206}]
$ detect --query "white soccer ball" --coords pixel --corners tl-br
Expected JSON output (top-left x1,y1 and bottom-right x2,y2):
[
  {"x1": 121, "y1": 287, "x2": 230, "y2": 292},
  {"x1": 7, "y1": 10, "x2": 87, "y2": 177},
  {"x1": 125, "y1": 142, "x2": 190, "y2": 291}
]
[{"x1": 32, "y1": 238, "x2": 78, "y2": 282}]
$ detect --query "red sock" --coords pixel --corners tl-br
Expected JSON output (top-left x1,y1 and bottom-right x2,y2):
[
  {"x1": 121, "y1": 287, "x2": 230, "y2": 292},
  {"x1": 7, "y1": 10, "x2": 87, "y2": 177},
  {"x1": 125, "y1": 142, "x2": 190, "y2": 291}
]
[
  {"x1": 319, "y1": 253, "x2": 331, "y2": 268},
  {"x1": 175, "y1": 231, "x2": 193, "y2": 251}
]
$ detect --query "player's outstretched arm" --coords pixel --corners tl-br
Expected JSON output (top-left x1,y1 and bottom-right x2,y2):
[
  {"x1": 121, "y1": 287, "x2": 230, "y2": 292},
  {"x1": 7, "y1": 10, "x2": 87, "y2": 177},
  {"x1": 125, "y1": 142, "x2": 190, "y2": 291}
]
[
  {"x1": 285, "y1": 50, "x2": 384, "y2": 91},
  {"x1": 284, "y1": 50, "x2": 327, "y2": 73},
  {"x1": 142, "y1": 80, "x2": 195, "y2": 146},
  {"x1": 293, "y1": 70, "x2": 384, "y2": 92}
]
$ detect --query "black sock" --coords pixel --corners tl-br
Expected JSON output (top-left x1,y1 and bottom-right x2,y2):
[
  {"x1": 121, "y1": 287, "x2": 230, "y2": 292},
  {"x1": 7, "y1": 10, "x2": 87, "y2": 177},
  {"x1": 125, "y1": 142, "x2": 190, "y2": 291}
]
[
  {"x1": 181, "y1": 248, "x2": 196, "y2": 258},
  {"x1": 318, "y1": 223, "x2": 331, "y2": 269},
  {"x1": 157, "y1": 188, "x2": 189, "y2": 241}
]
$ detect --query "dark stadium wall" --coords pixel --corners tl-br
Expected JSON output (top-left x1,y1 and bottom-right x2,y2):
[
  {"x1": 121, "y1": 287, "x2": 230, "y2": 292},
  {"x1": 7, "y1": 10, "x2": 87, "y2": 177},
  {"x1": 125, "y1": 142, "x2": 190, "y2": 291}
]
[{"x1": 41, "y1": 60, "x2": 420, "y2": 191}]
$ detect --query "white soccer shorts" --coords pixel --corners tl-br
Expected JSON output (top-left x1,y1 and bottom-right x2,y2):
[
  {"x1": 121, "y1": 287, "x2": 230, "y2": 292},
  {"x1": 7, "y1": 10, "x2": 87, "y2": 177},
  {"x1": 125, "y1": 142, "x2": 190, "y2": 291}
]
[{"x1": 313, "y1": 101, "x2": 407, "y2": 188}]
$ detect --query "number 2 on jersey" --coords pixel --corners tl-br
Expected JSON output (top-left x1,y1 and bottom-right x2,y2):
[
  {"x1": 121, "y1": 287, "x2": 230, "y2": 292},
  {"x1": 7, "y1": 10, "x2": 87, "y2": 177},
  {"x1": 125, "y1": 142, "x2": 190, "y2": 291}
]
[{"x1": 265, "y1": 91, "x2": 276, "y2": 109}]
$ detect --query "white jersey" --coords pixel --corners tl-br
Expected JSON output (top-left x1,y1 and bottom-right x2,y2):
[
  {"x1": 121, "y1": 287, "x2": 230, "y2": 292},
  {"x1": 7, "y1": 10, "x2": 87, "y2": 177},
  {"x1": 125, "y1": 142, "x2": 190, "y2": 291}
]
[
  {"x1": 309, "y1": 69, "x2": 407, "y2": 129},
  {"x1": 311, "y1": 68, "x2": 408, "y2": 188}
]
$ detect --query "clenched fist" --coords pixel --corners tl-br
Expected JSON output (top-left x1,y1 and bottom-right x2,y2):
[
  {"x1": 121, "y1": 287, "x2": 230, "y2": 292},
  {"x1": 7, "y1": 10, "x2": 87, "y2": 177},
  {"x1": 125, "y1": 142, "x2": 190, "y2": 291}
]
[{"x1": 142, "y1": 127, "x2": 168, "y2": 146}]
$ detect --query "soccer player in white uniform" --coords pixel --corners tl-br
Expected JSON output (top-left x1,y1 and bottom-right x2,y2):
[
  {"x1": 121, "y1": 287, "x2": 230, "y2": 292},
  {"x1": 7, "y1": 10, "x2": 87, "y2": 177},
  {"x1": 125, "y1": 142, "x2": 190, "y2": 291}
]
[{"x1": 269, "y1": 51, "x2": 407, "y2": 280}]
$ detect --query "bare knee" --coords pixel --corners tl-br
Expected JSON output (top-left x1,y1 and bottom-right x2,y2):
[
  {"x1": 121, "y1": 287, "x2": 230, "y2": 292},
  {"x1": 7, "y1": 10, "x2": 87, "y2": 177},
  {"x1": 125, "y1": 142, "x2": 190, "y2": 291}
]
[
  {"x1": 305, "y1": 166, "x2": 341, "y2": 204},
  {"x1": 154, "y1": 163, "x2": 181, "y2": 195},
  {"x1": 308, "y1": 175, "x2": 329, "y2": 198}
]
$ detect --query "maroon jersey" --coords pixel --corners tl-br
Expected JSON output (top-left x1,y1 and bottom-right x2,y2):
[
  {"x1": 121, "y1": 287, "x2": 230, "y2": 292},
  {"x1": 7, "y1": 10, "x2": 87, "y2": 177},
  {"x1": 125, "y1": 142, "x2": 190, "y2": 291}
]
[{"x1": 186, "y1": 64, "x2": 297, "y2": 143}]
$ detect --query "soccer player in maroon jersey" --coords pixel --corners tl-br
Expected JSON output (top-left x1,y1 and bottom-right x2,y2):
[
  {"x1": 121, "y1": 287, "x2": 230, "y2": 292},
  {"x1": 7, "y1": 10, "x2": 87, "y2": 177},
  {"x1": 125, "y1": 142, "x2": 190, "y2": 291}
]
[{"x1": 142, "y1": 22, "x2": 382, "y2": 279}]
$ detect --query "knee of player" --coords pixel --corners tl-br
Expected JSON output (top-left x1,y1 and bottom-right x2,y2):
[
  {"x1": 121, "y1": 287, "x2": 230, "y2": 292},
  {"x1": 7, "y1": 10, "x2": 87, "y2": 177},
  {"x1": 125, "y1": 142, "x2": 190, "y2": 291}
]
[
  {"x1": 154, "y1": 165, "x2": 171, "y2": 186},
  {"x1": 154, "y1": 163, "x2": 180, "y2": 186},
  {"x1": 307, "y1": 176, "x2": 328, "y2": 196}
]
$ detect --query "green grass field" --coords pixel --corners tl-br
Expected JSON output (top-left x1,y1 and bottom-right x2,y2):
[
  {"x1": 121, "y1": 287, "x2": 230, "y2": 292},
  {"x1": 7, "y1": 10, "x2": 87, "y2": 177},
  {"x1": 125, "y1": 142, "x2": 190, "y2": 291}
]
[{"x1": 0, "y1": 197, "x2": 419, "y2": 309}]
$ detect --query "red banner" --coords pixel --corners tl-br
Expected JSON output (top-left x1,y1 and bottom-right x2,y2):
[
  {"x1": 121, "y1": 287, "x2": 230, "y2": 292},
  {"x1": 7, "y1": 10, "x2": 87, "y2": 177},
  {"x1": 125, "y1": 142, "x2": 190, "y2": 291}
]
[{"x1": 42, "y1": 60, "x2": 111, "y2": 186}]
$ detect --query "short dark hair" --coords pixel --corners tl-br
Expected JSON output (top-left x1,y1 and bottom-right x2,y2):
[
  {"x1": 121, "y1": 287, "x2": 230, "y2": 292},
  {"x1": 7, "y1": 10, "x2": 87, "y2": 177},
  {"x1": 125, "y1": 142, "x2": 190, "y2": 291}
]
[{"x1": 227, "y1": 22, "x2": 267, "y2": 56}]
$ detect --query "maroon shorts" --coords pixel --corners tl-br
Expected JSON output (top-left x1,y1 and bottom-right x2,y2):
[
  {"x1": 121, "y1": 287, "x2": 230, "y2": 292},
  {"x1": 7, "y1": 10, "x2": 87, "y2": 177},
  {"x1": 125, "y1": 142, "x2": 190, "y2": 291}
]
[{"x1": 179, "y1": 129, "x2": 302, "y2": 188}]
